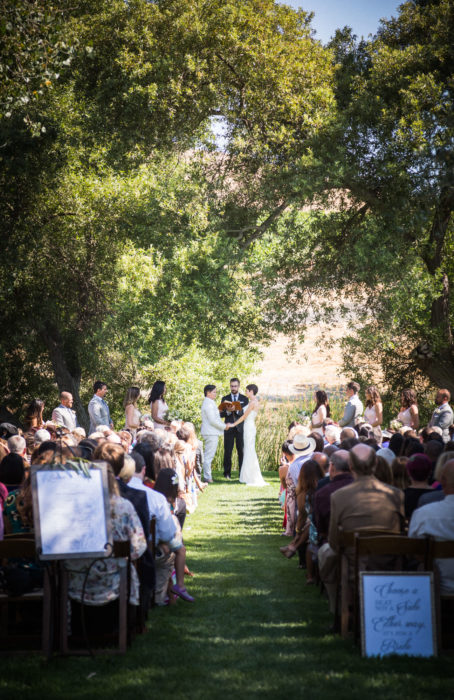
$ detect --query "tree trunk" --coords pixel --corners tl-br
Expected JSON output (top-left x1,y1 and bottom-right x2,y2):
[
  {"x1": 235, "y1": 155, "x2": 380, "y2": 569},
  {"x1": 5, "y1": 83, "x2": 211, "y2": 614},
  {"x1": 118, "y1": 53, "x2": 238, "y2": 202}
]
[
  {"x1": 413, "y1": 347, "x2": 454, "y2": 397},
  {"x1": 415, "y1": 194, "x2": 454, "y2": 393},
  {"x1": 40, "y1": 323, "x2": 89, "y2": 432}
]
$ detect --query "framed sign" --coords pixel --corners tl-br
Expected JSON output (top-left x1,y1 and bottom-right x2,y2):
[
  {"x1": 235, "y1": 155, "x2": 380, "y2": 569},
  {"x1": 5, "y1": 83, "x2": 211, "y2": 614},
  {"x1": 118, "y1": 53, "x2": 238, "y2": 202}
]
[
  {"x1": 31, "y1": 463, "x2": 112, "y2": 560},
  {"x1": 360, "y1": 572, "x2": 437, "y2": 657}
]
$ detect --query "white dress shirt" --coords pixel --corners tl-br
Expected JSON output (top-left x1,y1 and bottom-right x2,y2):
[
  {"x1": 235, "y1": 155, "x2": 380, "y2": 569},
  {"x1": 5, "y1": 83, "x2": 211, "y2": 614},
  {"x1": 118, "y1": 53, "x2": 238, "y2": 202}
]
[
  {"x1": 128, "y1": 476, "x2": 176, "y2": 544},
  {"x1": 409, "y1": 494, "x2": 454, "y2": 593}
]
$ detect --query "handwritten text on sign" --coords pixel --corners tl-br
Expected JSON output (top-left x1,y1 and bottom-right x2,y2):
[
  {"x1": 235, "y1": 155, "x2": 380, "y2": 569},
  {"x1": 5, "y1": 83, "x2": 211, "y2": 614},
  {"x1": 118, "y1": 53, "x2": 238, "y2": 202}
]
[{"x1": 361, "y1": 573, "x2": 436, "y2": 657}]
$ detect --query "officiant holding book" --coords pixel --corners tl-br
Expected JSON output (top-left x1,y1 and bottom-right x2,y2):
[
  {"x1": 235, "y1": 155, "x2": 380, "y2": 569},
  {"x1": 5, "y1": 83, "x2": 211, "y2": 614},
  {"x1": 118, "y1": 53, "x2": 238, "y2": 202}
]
[{"x1": 220, "y1": 378, "x2": 249, "y2": 479}]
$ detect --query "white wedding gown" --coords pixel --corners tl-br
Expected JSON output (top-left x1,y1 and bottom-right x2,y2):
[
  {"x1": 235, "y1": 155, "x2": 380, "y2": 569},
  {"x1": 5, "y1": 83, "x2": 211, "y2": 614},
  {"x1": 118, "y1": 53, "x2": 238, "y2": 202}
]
[{"x1": 239, "y1": 410, "x2": 268, "y2": 486}]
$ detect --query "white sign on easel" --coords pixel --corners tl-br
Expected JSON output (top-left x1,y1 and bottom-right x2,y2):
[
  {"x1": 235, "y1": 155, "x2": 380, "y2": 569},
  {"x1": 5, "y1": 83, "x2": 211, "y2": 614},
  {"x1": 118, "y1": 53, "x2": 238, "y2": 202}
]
[
  {"x1": 360, "y1": 572, "x2": 437, "y2": 657},
  {"x1": 32, "y1": 463, "x2": 112, "y2": 559}
]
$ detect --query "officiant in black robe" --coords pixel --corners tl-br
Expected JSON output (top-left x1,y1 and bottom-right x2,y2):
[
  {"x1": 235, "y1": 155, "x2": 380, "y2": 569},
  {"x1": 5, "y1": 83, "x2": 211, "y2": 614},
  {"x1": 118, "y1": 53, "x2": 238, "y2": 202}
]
[{"x1": 220, "y1": 378, "x2": 249, "y2": 479}]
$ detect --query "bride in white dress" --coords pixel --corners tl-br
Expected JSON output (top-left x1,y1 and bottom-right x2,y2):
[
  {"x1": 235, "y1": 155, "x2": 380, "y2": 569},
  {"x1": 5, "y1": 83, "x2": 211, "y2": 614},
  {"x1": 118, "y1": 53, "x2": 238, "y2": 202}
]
[{"x1": 229, "y1": 384, "x2": 268, "y2": 487}]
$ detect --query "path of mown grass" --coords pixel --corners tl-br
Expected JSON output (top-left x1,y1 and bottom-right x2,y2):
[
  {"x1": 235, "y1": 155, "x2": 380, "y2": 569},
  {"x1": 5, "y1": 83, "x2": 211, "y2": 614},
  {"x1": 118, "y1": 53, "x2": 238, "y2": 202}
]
[{"x1": 2, "y1": 472, "x2": 453, "y2": 700}]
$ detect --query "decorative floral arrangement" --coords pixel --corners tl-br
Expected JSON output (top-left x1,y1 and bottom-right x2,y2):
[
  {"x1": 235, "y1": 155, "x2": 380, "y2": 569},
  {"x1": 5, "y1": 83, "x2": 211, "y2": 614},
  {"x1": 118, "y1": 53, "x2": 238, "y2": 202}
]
[
  {"x1": 389, "y1": 419, "x2": 403, "y2": 431},
  {"x1": 297, "y1": 410, "x2": 312, "y2": 428}
]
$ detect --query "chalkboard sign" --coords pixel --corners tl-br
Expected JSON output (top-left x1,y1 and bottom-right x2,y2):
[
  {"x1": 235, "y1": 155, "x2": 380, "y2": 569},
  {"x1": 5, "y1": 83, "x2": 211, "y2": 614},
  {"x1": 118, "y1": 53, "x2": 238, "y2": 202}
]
[
  {"x1": 31, "y1": 463, "x2": 112, "y2": 560},
  {"x1": 360, "y1": 572, "x2": 437, "y2": 657}
]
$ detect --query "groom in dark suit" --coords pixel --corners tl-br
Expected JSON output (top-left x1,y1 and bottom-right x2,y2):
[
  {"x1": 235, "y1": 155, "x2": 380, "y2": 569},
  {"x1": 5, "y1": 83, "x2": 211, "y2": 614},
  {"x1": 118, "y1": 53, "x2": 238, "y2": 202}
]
[{"x1": 220, "y1": 378, "x2": 249, "y2": 479}]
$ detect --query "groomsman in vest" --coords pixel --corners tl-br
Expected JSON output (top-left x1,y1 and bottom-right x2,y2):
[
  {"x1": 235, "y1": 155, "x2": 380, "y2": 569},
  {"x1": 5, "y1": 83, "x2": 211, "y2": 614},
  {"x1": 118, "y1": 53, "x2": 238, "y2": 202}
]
[{"x1": 220, "y1": 378, "x2": 249, "y2": 480}]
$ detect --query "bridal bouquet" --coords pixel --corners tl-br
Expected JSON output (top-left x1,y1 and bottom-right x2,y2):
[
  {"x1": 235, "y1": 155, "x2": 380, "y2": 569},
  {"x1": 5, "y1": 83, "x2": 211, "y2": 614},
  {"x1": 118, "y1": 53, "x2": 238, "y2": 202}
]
[
  {"x1": 297, "y1": 410, "x2": 312, "y2": 428},
  {"x1": 165, "y1": 409, "x2": 182, "y2": 422},
  {"x1": 389, "y1": 419, "x2": 403, "y2": 431}
]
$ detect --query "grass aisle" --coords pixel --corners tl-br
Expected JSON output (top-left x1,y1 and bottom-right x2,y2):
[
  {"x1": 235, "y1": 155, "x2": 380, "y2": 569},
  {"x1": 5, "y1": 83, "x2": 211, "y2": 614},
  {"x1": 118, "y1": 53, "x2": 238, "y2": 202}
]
[{"x1": 2, "y1": 473, "x2": 454, "y2": 700}]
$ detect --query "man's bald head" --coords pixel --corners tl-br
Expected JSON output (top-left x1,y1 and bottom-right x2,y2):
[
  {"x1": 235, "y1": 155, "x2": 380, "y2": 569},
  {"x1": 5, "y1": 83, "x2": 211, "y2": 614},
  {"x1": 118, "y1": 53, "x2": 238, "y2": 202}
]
[
  {"x1": 312, "y1": 452, "x2": 328, "y2": 472},
  {"x1": 330, "y1": 450, "x2": 351, "y2": 477},
  {"x1": 60, "y1": 391, "x2": 73, "y2": 407},
  {"x1": 441, "y1": 459, "x2": 454, "y2": 494},
  {"x1": 350, "y1": 443, "x2": 376, "y2": 476}
]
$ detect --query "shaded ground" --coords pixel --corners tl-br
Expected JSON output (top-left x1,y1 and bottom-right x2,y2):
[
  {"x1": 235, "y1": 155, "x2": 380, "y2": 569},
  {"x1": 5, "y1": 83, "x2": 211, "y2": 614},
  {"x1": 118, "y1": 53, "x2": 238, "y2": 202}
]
[{"x1": 1, "y1": 475, "x2": 453, "y2": 699}]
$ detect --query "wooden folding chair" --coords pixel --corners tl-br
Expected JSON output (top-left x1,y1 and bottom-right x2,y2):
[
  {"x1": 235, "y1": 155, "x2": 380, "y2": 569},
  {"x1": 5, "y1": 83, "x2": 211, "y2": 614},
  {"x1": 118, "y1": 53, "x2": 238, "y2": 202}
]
[
  {"x1": 0, "y1": 537, "x2": 53, "y2": 657},
  {"x1": 427, "y1": 538, "x2": 454, "y2": 651},
  {"x1": 59, "y1": 540, "x2": 131, "y2": 655},
  {"x1": 336, "y1": 528, "x2": 402, "y2": 638},
  {"x1": 353, "y1": 534, "x2": 431, "y2": 643}
]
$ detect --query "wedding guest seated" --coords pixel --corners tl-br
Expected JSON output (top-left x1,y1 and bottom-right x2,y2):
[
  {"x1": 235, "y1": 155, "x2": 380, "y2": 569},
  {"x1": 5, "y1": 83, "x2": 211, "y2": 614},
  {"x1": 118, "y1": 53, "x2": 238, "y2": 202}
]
[
  {"x1": 403, "y1": 436, "x2": 425, "y2": 457},
  {"x1": 313, "y1": 450, "x2": 352, "y2": 546},
  {"x1": 33, "y1": 429, "x2": 51, "y2": 449},
  {"x1": 389, "y1": 432, "x2": 404, "y2": 457},
  {"x1": 308, "y1": 432, "x2": 324, "y2": 454},
  {"x1": 403, "y1": 454, "x2": 433, "y2": 520},
  {"x1": 64, "y1": 464, "x2": 147, "y2": 637},
  {"x1": 391, "y1": 456, "x2": 410, "y2": 490},
  {"x1": 376, "y1": 447, "x2": 395, "y2": 466},
  {"x1": 417, "y1": 451, "x2": 454, "y2": 507},
  {"x1": 154, "y1": 468, "x2": 194, "y2": 603},
  {"x1": 319, "y1": 444, "x2": 404, "y2": 613},
  {"x1": 280, "y1": 459, "x2": 325, "y2": 583},
  {"x1": 324, "y1": 425, "x2": 341, "y2": 447},
  {"x1": 284, "y1": 435, "x2": 316, "y2": 537},
  {"x1": 374, "y1": 456, "x2": 393, "y2": 485},
  {"x1": 425, "y1": 439, "x2": 444, "y2": 477},
  {"x1": 409, "y1": 460, "x2": 454, "y2": 594},
  {"x1": 0, "y1": 453, "x2": 26, "y2": 492}
]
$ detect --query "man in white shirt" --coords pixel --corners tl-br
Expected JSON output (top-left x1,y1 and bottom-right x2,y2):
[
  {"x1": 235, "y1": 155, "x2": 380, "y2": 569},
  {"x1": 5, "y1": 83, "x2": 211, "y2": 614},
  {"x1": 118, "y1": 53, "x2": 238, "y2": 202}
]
[
  {"x1": 409, "y1": 459, "x2": 454, "y2": 594},
  {"x1": 128, "y1": 457, "x2": 176, "y2": 544},
  {"x1": 52, "y1": 391, "x2": 78, "y2": 432},
  {"x1": 200, "y1": 384, "x2": 229, "y2": 483}
]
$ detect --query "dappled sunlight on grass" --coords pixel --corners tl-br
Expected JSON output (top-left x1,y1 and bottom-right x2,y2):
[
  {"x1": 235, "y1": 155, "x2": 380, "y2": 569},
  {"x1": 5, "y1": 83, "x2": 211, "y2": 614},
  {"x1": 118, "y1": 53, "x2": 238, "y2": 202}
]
[{"x1": 1, "y1": 473, "x2": 453, "y2": 700}]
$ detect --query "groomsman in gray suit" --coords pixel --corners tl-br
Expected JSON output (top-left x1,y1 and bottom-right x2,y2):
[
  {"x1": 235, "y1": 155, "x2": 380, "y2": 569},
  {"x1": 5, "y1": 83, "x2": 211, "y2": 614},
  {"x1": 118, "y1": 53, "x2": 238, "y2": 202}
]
[
  {"x1": 428, "y1": 388, "x2": 454, "y2": 443},
  {"x1": 52, "y1": 391, "x2": 78, "y2": 431},
  {"x1": 200, "y1": 385, "x2": 229, "y2": 483},
  {"x1": 338, "y1": 381, "x2": 363, "y2": 428}
]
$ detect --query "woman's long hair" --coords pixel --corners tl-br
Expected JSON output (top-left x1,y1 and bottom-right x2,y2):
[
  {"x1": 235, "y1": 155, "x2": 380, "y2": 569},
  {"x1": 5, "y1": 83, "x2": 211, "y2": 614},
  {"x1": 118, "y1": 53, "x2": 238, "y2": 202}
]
[
  {"x1": 148, "y1": 380, "x2": 166, "y2": 405},
  {"x1": 24, "y1": 398, "x2": 45, "y2": 429},
  {"x1": 296, "y1": 459, "x2": 325, "y2": 498},
  {"x1": 154, "y1": 467, "x2": 178, "y2": 504},
  {"x1": 313, "y1": 390, "x2": 330, "y2": 418},
  {"x1": 401, "y1": 389, "x2": 417, "y2": 409},
  {"x1": 365, "y1": 385, "x2": 381, "y2": 408},
  {"x1": 123, "y1": 386, "x2": 140, "y2": 409}
]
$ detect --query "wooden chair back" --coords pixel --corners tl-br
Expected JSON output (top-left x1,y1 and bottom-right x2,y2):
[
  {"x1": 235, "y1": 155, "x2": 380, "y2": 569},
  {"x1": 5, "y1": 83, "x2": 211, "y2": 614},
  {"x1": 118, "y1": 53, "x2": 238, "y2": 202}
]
[{"x1": 0, "y1": 537, "x2": 53, "y2": 657}]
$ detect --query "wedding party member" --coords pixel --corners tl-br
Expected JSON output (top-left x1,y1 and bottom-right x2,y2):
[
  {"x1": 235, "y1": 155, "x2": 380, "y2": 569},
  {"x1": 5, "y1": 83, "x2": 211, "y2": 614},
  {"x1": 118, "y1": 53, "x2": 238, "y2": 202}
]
[
  {"x1": 310, "y1": 390, "x2": 330, "y2": 436},
  {"x1": 364, "y1": 385, "x2": 383, "y2": 444},
  {"x1": 220, "y1": 378, "x2": 249, "y2": 479},
  {"x1": 88, "y1": 381, "x2": 113, "y2": 434},
  {"x1": 230, "y1": 384, "x2": 267, "y2": 487},
  {"x1": 200, "y1": 385, "x2": 229, "y2": 483},
  {"x1": 52, "y1": 391, "x2": 78, "y2": 432},
  {"x1": 124, "y1": 386, "x2": 141, "y2": 436},
  {"x1": 409, "y1": 460, "x2": 454, "y2": 594},
  {"x1": 427, "y1": 389, "x2": 454, "y2": 444},
  {"x1": 338, "y1": 382, "x2": 363, "y2": 428},
  {"x1": 24, "y1": 398, "x2": 45, "y2": 432},
  {"x1": 148, "y1": 380, "x2": 171, "y2": 430},
  {"x1": 397, "y1": 388, "x2": 419, "y2": 430}
]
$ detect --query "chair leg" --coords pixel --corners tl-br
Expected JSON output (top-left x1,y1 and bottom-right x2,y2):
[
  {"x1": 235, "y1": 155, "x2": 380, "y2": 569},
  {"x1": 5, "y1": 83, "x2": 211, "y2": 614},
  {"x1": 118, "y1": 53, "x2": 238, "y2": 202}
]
[
  {"x1": 42, "y1": 568, "x2": 52, "y2": 658},
  {"x1": 340, "y1": 555, "x2": 350, "y2": 638},
  {"x1": 59, "y1": 567, "x2": 69, "y2": 655},
  {"x1": 118, "y1": 569, "x2": 127, "y2": 654}
]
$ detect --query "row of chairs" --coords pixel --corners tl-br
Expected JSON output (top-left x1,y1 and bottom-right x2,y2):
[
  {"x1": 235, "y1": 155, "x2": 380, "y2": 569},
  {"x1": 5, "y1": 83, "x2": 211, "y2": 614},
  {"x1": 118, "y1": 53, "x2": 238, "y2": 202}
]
[
  {"x1": 335, "y1": 528, "x2": 454, "y2": 650},
  {"x1": 0, "y1": 518, "x2": 157, "y2": 657}
]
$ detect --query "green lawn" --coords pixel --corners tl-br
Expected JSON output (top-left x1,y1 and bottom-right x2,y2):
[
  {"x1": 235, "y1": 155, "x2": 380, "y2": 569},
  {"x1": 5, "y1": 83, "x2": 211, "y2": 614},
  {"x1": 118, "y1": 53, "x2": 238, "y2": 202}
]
[{"x1": 1, "y1": 473, "x2": 453, "y2": 699}]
